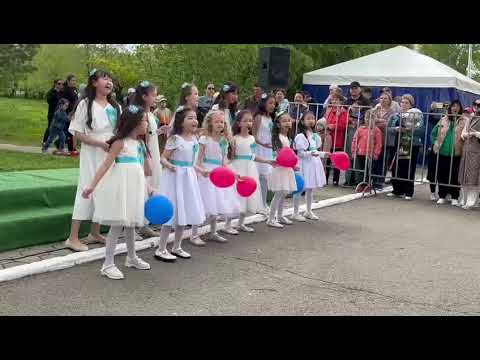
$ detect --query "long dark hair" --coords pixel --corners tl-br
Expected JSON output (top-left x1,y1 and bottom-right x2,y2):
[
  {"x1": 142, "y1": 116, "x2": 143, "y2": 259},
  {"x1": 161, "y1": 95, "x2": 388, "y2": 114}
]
[
  {"x1": 178, "y1": 83, "x2": 197, "y2": 107},
  {"x1": 214, "y1": 81, "x2": 238, "y2": 115},
  {"x1": 232, "y1": 110, "x2": 252, "y2": 136},
  {"x1": 271, "y1": 111, "x2": 291, "y2": 152},
  {"x1": 296, "y1": 110, "x2": 316, "y2": 150},
  {"x1": 170, "y1": 105, "x2": 195, "y2": 137},
  {"x1": 447, "y1": 99, "x2": 463, "y2": 121},
  {"x1": 254, "y1": 94, "x2": 276, "y2": 121},
  {"x1": 106, "y1": 105, "x2": 150, "y2": 157},
  {"x1": 84, "y1": 69, "x2": 121, "y2": 130},
  {"x1": 133, "y1": 81, "x2": 156, "y2": 109}
]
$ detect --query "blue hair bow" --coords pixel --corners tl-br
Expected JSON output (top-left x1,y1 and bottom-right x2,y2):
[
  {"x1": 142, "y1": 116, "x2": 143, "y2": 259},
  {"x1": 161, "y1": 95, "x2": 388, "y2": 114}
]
[
  {"x1": 89, "y1": 68, "x2": 97, "y2": 77},
  {"x1": 128, "y1": 105, "x2": 140, "y2": 114},
  {"x1": 140, "y1": 80, "x2": 150, "y2": 87}
]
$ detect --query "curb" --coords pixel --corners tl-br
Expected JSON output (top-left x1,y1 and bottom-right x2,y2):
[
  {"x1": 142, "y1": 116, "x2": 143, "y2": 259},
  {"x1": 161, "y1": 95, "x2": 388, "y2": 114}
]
[{"x1": 0, "y1": 187, "x2": 391, "y2": 283}]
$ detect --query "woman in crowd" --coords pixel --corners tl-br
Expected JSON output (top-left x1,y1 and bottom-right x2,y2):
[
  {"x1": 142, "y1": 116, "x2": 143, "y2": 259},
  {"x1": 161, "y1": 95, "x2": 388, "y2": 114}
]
[
  {"x1": 275, "y1": 88, "x2": 289, "y2": 113},
  {"x1": 387, "y1": 94, "x2": 425, "y2": 200},
  {"x1": 212, "y1": 81, "x2": 239, "y2": 129},
  {"x1": 326, "y1": 95, "x2": 348, "y2": 186}
]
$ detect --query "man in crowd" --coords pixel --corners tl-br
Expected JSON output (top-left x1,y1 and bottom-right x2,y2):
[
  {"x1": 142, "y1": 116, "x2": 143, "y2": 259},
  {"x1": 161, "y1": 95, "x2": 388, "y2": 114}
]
[
  {"x1": 198, "y1": 82, "x2": 216, "y2": 111},
  {"x1": 44, "y1": 79, "x2": 64, "y2": 147},
  {"x1": 62, "y1": 74, "x2": 79, "y2": 155},
  {"x1": 242, "y1": 83, "x2": 263, "y2": 113}
]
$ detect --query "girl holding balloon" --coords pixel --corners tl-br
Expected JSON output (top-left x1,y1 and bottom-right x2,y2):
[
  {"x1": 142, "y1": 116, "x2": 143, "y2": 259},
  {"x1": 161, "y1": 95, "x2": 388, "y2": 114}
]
[
  {"x1": 267, "y1": 110, "x2": 299, "y2": 228},
  {"x1": 292, "y1": 111, "x2": 330, "y2": 221},
  {"x1": 155, "y1": 106, "x2": 206, "y2": 261},
  {"x1": 195, "y1": 110, "x2": 240, "y2": 243},
  {"x1": 81, "y1": 105, "x2": 152, "y2": 280},
  {"x1": 225, "y1": 110, "x2": 276, "y2": 233}
]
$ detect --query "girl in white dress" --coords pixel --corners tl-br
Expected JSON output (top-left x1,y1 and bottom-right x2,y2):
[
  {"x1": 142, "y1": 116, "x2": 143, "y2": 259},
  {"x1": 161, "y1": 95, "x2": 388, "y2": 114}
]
[
  {"x1": 293, "y1": 111, "x2": 330, "y2": 221},
  {"x1": 224, "y1": 110, "x2": 275, "y2": 233},
  {"x1": 267, "y1": 110, "x2": 298, "y2": 228},
  {"x1": 82, "y1": 105, "x2": 152, "y2": 280},
  {"x1": 195, "y1": 110, "x2": 240, "y2": 243},
  {"x1": 253, "y1": 94, "x2": 276, "y2": 215},
  {"x1": 66, "y1": 69, "x2": 121, "y2": 252},
  {"x1": 155, "y1": 106, "x2": 206, "y2": 262},
  {"x1": 133, "y1": 80, "x2": 163, "y2": 238}
]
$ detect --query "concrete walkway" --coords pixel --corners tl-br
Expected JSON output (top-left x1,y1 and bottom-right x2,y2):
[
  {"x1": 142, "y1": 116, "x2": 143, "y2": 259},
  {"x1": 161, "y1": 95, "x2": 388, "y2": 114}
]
[{"x1": 0, "y1": 143, "x2": 42, "y2": 154}]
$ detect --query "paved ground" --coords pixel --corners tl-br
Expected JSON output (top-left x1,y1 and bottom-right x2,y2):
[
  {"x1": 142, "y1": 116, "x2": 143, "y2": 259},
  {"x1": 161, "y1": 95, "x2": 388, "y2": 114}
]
[
  {"x1": 0, "y1": 143, "x2": 42, "y2": 154},
  {"x1": 1, "y1": 184, "x2": 479, "y2": 316}
]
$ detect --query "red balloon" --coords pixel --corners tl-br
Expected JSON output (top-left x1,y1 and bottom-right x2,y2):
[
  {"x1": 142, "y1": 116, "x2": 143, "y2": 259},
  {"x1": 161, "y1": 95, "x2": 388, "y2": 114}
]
[
  {"x1": 209, "y1": 166, "x2": 236, "y2": 188},
  {"x1": 276, "y1": 147, "x2": 298, "y2": 168},
  {"x1": 236, "y1": 176, "x2": 257, "y2": 197},
  {"x1": 330, "y1": 151, "x2": 350, "y2": 171}
]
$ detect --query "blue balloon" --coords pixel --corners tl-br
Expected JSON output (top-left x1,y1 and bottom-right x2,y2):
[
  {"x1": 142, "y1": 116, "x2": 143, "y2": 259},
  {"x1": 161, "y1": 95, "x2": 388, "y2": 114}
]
[
  {"x1": 293, "y1": 173, "x2": 305, "y2": 195},
  {"x1": 144, "y1": 195, "x2": 174, "y2": 225}
]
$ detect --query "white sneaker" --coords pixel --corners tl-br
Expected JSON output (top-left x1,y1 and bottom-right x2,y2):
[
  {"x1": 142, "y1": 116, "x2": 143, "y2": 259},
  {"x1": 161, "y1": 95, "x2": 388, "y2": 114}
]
[
  {"x1": 437, "y1": 198, "x2": 446, "y2": 205},
  {"x1": 451, "y1": 199, "x2": 459, "y2": 206},
  {"x1": 304, "y1": 211, "x2": 319, "y2": 220},
  {"x1": 125, "y1": 256, "x2": 151, "y2": 270},
  {"x1": 386, "y1": 193, "x2": 396, "y2": 197},
  {"x1": 154, "y1": 249, "x2": 177, "y2": 262},
  {"x1": 238, "y1": 224, "x2": 255, "y2": 232},
  {"x1": 462, "y1": 204, "x2": 473, "y2": 210},
  {"x1": 291, "y1": 214, "x2": 306, "y2": 222},
  {"x1": 222, "y1": 226, "x2": 239, "y2": 235},
  {"x1": 100, "y1": 264, "x2": 124, "y2": 280},
  {"x1": 209, "y1": 233, "x2": 228, "y2": 243},
  {"x1": 404, "y1": 196, "x2": 412, "y2": 201},
  {"x1": 278, "y1": 216, "x2": 293, "y2": 225},
  {"x1": 171, "y1": 248, "x2": 191, "y2": 259},
  {"x1": 266, "y1": 220, "x2": 284, "y2": 228},
  {"x1": 430, "y1": 193, "x2": 437, "y2": 201},
  {"x1": 189, "y1": 236, "x2": 206, "y2": 246}
]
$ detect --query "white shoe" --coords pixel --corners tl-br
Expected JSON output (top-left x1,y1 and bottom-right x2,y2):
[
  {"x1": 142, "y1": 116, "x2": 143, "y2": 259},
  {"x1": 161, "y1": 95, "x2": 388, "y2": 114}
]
[
  {"x1": 238, "y1": 224, "x2": 255, "y2": 233},
  {"x1": 304, "y1": 211, "x2": 319, "y2": 220},
  {"x1": 222, "y1": 226, "x2": 239, "y2": 235},
  {"x1": 404, "y1": 196, "x2": 412, "y2": 201},
  {"x1": 278, "y1": 216, "x2": 293, "y2": 225},
  {"x1": 430, "y1": 193, "x2": 437, "y2": 201},
  {"x1": 125, "y1": 256, "x2": 151, "y2": 270},
  {"x1": 100, "y1": 265, "x2": 124, "y2": 280},
  {"x1": 437, "y1": 198, "x2": 446, "y2": 205},
  {"x1": 171, "y1": 248, "x2": 191, "y2": 259},
  {"x1": 189, "y1": 236, "x2": 206, "y2": 246},
  {"x1": 462, "y1": 205, "x2": 473, "y2": 210},
  {"x1": 386, "y1": 193, "x2": 396, "y2": 197},
  {"x1": 154, "y1": 249, "x2": 177, "y2": 262},
  {"x1": 209, "y1": 233, "x2": 228, "y2": 243},
  {"x1": 291, "y1": 214, "x2": 306, "y2": 222},
  {"x1": 451, "y1": 199, "x2": 459, "y2": 206},
  {"x1": 266, "y1": 220, "x2": 284, "y2": 228}
]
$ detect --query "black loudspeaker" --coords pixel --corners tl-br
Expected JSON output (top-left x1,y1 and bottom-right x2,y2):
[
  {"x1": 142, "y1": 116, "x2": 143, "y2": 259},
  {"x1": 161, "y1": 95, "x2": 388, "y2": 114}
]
[{"x1": 258, "y1": 47, "x2": 290, "y2": 92}]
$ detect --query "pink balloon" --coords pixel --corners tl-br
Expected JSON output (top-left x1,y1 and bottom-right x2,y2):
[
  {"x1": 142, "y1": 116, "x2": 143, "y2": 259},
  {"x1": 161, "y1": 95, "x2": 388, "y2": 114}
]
[
  {"x1": 276, "y1": 147, "x2": 298, "y2": 168},
  {"x1": 330, "y1": 151, "x2": 350, "y2": 171},
  {"x1": 236, "y1": 176, "x2": 257, "y2": 197},
  {"x1": 209, "y1": 166, "x2": 236, "y2": 188}
]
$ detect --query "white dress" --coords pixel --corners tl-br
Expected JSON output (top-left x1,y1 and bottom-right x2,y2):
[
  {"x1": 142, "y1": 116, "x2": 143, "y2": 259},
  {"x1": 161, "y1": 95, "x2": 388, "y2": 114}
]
[
  {"x1": 268, "y1": 134, "x2": 297, "y2": 192},
  {"x1": 69, "y1": 99, "x2": 118, "y2": 220},
  {"x1": 197, "y1": 136, "x2": 240, "y2": 217},
  {"x1": 146, "y1": 112, "x2": 162, "y2": 193},
  {"x1": 255, "y1": 115, "x2": 273, "y2": 176},
  {"x1": 159, "y1": 135, "x2": 205, "y2": 227},
  {"x1": 294, "y1": 132, "x2": 327, "y2": 189},
  {"x1": 230, "y1": 135, "x2": 263, "y2": 214},
  {"x1": 92, "y1": 139, "x2": 147, "y2": 227}
]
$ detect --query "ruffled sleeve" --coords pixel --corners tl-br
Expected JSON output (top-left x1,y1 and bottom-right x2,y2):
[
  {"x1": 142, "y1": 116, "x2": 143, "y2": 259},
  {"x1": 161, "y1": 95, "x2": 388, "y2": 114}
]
[
  {"x1": 294, "y1": 133, "x2": 311, "y2": 159},
  {"x1": 198, "y1": 135, "x2": 208, "y2": 145},
  {"x1": 165, "y1": 135, "x2": 183, "y2": 150},
  {"x1": 68, "y1": 99, "x2": 88, "y2": 135}
]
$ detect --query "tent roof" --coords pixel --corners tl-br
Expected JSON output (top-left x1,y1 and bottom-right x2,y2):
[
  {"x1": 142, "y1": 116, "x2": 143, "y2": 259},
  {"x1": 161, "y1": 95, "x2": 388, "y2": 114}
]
[{"x1": 303, "y1": 46, "x2": 480, "y2": 95}]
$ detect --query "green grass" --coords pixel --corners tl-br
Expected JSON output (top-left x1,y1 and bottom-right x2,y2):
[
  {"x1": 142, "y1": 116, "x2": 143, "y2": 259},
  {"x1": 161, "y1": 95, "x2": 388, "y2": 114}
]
[
  {"x1": 0, "y1": 150, "x2": 79, "y2": 172},
  {"x1": 0, "y1": 97, "x2": 48, "y2": 146}
]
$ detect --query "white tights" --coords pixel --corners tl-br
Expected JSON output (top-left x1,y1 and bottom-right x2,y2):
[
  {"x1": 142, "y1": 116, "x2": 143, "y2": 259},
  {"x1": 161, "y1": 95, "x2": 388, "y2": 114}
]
[
  {"x1": 464, "y1": 190, "x2": 479, "y2": 207},
  {"x1": 269, "y1": 191, "x2": 287, "y2": 222},
  {"x1": 293, "y1": 189, "x2": 314, "y2": 215},
  {"x1": 103, "y1": 226, "x2": 137, "y2": 269},
  {"x1": 158, "y1": 225, "x2": 185, "y2": 252},
  {"x1": 225, "y1": 213, "x2": 248, "y2": 229},
  {"x1": 259, "y1": 174, "x2": 269, "y2": 209}
]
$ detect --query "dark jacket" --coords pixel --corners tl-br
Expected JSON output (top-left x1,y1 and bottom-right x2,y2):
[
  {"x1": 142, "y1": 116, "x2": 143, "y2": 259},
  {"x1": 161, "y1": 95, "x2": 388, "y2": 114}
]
[
  {"x1": 63, "y1": 86, "x2": 78, "y2": 115},
  {"x1": 51, "y1": 109, "x2": 69, "y2": 130},
  {"x1": 46, "y1": 88, "x2": 64, "y2": 120}
]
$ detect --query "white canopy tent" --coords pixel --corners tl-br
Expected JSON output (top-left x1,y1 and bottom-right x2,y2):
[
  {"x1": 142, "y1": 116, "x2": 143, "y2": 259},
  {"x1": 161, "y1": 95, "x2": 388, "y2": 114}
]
[{"x1": 303, "y1": 46, "x2": 480, "y2": 95}]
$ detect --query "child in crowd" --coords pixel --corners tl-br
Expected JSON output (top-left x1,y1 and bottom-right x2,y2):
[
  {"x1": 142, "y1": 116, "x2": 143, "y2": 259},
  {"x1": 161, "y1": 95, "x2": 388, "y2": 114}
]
[
  {"x1": 42, "y1": 98, "x2": 70, "y2": 155},
  {"x1": 351, "y1": 110, "x2": 383, "y2": 188},
  {"x1": 196, "y1": 110, "x2": 240, "y2": 242},
  {"x1": 226, "y1": 110, "x2": 275, "y2": 233},
  {"x1": 82, "y1": 105, "x2": 152, "y2": 280},
  {"x1": 267, "y1": 110, "x2": 298, "y2": 228},
  {"x1": 293, "y1": 111, "x2": 329, "y2": 221},
  {"x1": 155, "y1": 106, "x2": 206, "y2": 261},
  {"x1": 316, "y1": 118, "x2": 332, "y2": 183}
]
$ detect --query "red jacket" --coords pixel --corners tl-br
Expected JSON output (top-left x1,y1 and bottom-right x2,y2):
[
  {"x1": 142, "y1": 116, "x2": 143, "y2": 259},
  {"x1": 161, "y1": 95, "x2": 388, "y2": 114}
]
[
  {"x1": 326, "y1": 107, "x2": 348, "y2": 149},
  {"x1": 351, "y1": 126, "x2": 383, "y2": 159}
]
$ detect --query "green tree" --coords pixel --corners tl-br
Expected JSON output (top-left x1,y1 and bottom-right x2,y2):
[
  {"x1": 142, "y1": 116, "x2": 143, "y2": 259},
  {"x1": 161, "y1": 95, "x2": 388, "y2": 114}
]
[{"x1": 0, "y1": 44, "x2": 39, "y2": 96}]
